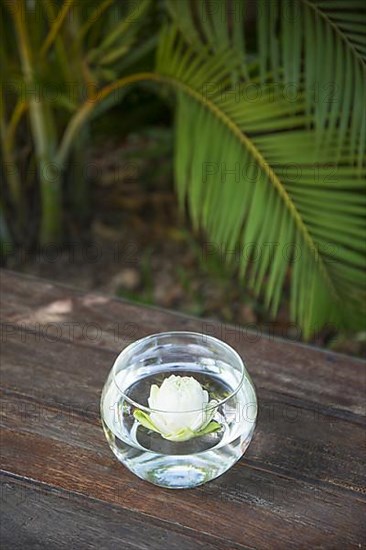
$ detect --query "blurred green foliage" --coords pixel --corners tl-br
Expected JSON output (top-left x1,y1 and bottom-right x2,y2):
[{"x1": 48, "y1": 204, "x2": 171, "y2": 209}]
[{"x1": 1, "y1": 0, "x2": 365, "y2": 338}]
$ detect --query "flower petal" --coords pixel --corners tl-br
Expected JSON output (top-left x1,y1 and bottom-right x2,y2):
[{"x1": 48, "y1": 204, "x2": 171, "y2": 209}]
[
  {"x1": 148, "y1": 384, "x2": 160, "y2": 409},
  {"x1": 135, "y1": 375, "x2": 222, "y2": 442},
  {"x1": 164, "y1": 427, "x2": 195, "y2": 442}
]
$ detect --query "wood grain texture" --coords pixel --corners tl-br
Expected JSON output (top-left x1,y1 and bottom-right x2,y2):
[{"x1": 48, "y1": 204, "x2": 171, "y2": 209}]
[
  {"x1": 1, "y1": 336, "x2": 365, "y2": 495},
  {"x1": 1, "y1": 269, "x2": 365, "y2": 549},
  {"x1": 1, "y1": 428, "x2": 365, "y2": 549},
  {"x1": 1, "y1": 270, "x2": 365, "y2": 418},
  {"x1": 1, "y1": 475, "x2": 243, "y2": 550}
]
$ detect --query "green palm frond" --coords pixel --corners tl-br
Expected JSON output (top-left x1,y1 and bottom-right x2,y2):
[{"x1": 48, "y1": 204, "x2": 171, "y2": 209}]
[
  {"x1": 257, "y1": 0, "x2": 366, "y2": 166},
  {"x1": 167, "y1": 0, "x2": 366, "y2": 167},
  {"x1": 166, "y1": 0, "x2": 251, "y2": 78},
  {"x1": 87, "y1": 0, "x2": 151, "y2": 66},
  {"x1": 156, "y1": 26, "x2": 366, "y2": 337}
]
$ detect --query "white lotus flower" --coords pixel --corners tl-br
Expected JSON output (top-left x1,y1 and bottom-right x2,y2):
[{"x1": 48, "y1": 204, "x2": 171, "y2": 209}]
[{"x1": 133, "y1": 375, "x2": 220, "y2": 441}]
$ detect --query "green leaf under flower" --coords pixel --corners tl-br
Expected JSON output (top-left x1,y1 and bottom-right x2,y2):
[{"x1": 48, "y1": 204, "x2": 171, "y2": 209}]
[
  {"x1": 133, "y1": 409, "x2": 221, "y2": 442},
  {"x1": 195, "y1": 421, "x2": 221, "y2": 437},
  {"x1": 133, "y1": 409, "x2": 160, "y2": 433}
]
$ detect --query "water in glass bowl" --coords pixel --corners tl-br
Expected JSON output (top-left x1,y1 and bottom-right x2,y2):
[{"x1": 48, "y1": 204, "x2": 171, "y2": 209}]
[{"x1": 101, "y1": 362, "x2": 257, "y2": 489}]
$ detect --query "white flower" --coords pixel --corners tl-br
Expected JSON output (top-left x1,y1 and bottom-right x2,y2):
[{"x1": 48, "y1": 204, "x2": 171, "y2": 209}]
[{"x1": 134, "y1": 374, "x2": 220, "y2": 441}]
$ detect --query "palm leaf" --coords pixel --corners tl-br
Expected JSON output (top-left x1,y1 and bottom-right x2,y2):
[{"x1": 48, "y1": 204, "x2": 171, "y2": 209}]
[
  {"x1": 156, "y1": 26, "x2": 366, "y2": 337},
  {"x1": 91, "y1": 0, "x2": 151, "y2": 58},
  {"x1": 257, "y1": 0, "x2": 366, "y2": 167},
  {"x1": 166, "y1": 0, "x2": 250, "y2": 79},
  {"x1": 167, "y1": 0, "x2": 366, "y2": 167}
]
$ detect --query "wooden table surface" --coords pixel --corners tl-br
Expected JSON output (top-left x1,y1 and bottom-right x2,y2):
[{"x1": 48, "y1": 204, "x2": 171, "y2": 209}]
[{"x1": 1, "y1": 269, "x2": 365, "y2": 549}]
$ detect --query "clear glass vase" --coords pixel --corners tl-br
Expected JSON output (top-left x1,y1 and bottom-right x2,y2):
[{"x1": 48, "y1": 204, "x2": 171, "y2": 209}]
[{"x1": 100, "y1": 331, "x2": 257, "y2": 489}]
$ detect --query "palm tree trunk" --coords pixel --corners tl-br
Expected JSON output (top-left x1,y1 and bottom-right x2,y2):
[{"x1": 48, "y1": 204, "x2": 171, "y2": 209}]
[{"x1": 11, "y1": 2, "x2": 62, "y2": 245}]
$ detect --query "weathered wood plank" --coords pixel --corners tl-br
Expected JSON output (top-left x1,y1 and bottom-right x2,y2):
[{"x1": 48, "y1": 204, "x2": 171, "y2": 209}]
[
  {"x1": 0, "y1": 474, "x2": 244, "y2": 550},
  {"x1": 1, "y1": 270, "x2": 365, "y2": 418},
  {"x1": 1, "y1": 428, "x2": 365, "y2": 549},
  {"x1": 1, "y1": 334, "x2": 365, "y2": 497},
  {"x1": 1, "y1": 269, "x2": 366, "y2": 548}
]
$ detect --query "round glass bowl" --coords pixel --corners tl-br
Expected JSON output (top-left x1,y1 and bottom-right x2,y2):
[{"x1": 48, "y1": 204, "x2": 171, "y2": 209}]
[{"x1": 100, "y1": 331, "x2": 257, "y2": 489}]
